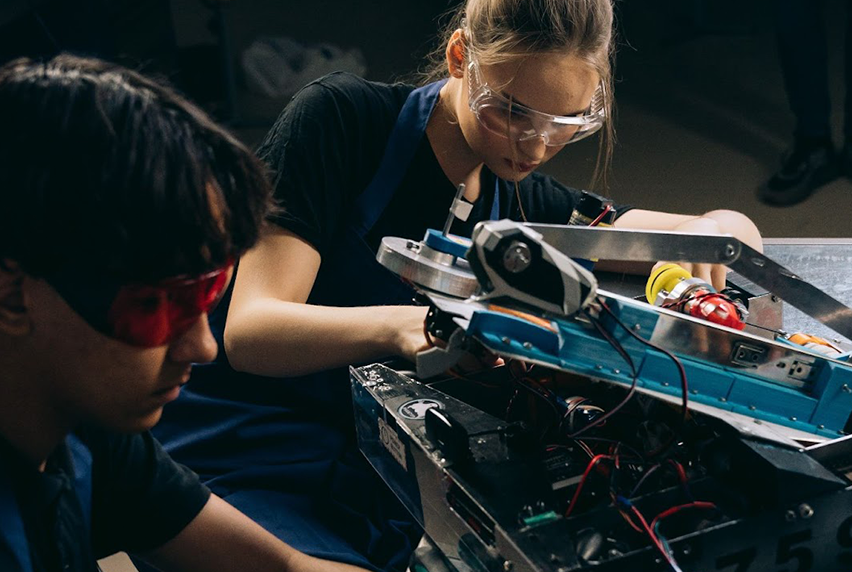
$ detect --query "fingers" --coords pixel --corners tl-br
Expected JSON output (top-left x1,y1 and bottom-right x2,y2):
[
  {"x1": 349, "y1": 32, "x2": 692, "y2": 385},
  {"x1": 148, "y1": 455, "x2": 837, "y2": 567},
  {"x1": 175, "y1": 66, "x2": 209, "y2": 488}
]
[
  {"x1": 710, "y1": 264, "x2": 729, "y2": 291},
  {"x1": 657, "y1": 261, "x2": 727, "y2": 292}
]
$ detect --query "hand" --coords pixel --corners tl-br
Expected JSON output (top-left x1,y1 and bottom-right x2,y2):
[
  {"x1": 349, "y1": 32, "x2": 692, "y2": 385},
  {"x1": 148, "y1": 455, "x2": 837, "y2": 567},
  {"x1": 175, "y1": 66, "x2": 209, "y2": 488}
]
[
  {"x1": 663, "y1": 216, "x2": 729, "y2": 290},
  {"x1": 651, "y1": 259, "x2": 727, "y2": 292},
  {"x1": 391, "y1": 306, "x2": 431, "y2": 363}
]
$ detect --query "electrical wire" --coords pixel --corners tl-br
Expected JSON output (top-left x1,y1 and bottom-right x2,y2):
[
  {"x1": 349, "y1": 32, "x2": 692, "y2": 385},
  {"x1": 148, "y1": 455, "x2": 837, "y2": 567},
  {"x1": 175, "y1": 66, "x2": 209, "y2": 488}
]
[
  {"x1": 588, "y1": 204, "x2": 613, "y2": 227},
  {"x1": 651, "y1": 502, "x2": 718, "y2": 569},
  {"x1": 567, "y1": 310, "x2": 638, "y2": 439},
  {"x1": 564, "y1": 454, "x2": 612, "y2": 517},
  {"x1": 615, "y1": 497, "x2": 684, "y2": 572},
  {"x1": 597, "y1": 298, "x2": 690, "y2": 427}
]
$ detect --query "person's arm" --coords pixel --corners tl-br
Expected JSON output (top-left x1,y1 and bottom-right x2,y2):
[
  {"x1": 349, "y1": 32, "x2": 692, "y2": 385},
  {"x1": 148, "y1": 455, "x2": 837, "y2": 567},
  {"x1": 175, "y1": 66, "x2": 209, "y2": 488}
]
[
  {"x1": 223, "y1": 226, "x2": 429, "y2": 377},
  {"x1": 140, "y1": 495, "x2": 368, "y2": 572},
  {"x1": 613, "y1": 208, "x2": 763, "y2": 290}
]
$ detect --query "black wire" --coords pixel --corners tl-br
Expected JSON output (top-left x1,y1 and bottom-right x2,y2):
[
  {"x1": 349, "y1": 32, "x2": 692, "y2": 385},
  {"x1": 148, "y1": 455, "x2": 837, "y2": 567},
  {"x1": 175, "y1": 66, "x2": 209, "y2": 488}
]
[
  {"x1": 576, "y1": 436, "x2": 645, "y2": 462},
  {"x1": 567, "y1": 310, "x2": 639, "y2": 439},
  {"x1": 597, "y1": 298, "x2": 690, "y2": 427}
]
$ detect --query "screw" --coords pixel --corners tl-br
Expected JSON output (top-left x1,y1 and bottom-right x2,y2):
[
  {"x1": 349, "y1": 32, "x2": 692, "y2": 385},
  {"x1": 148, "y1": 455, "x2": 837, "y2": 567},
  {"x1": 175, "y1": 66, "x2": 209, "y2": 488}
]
[
  {"x1": 662, "y1": 382, "x2": 670, "y2": 387},
  {"x1": 502, "y1": 337, "x2": 511, "y2": 344},
  {"x1": 681, "y1": 544, "x2": 692, "y2": 556},
  {"x1": 633, "y1": 324, "x2": 641, "y2": 331},
  {"x1": 595, "y1": 364, "x2": 603, "y2": 370},
  {"x1": 749, "y1": 405, "x2": 757, "y2": 411},
  {"x1": 503, "y1": 561, "x2": 514, "y2": 572},
  {"x1": 771, "y1": 295, "x2": 780, "y2": 303},
  {"x1": 818, "y1": 424, "x2": 826, "y2": 430},
  {"x1": 503, "y1": 241, "x2": 532, "y2": 273},
  {"x1": 406, "y1": 240, "x2": 420, "y2": 251},
  {"x1": 798, "y1": 504, "x2": 814, "y2": 519},
  {"x1": 719, "y1": 397, "x2": 728, "y2": 402},
  {"x1": 523, "y1": 341, "x2": 533, "y2": 350},
  {"x1": 549, "y1": 554, "x2": 560, "y2": 564},
  {"x1": 790, "y1": 417, "x2": 797, "y2": 422},
  {"x1": 613, "y1": 368, "x2": 621, "y2": 375},
  {"x1": 434, "y1": 330, "x2": 443, "y2": 339},
  {"x1": 691, "y1": 389, "x2": 699, "y2": 395},
  {"x1": 724, "y1": 244, "x2": 736, "y2": 258},
  {"x1": 754, "y1": 419, "x2": 762, "y2": 425},
  {"x1": 843, "y1": 384, "x2": 852, "y2": 394},
  {"x1": 784, "y1": 510, "x2": 797, "y2": 522}
]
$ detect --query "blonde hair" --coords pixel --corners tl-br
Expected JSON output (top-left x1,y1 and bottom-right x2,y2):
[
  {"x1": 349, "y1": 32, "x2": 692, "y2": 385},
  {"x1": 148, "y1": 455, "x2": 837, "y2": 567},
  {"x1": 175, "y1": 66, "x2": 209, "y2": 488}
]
[{"x1": 421, "y1": 0, "x2": 616, "y2": 191}]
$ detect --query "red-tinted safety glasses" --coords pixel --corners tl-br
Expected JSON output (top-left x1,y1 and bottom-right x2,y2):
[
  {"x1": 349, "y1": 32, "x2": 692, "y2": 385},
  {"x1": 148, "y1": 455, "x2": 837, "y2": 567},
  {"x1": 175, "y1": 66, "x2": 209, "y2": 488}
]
[{"x1": 49, "y1": 263, "x2": 232, "y2": 348}]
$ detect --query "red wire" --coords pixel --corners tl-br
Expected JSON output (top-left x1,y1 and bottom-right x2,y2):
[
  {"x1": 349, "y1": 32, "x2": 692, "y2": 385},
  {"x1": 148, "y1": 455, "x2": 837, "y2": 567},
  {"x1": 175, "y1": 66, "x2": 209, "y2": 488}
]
[
  {"x1": 564, "y1": 454, "x2": 612, "y2": 517},
  {"x1": 629, "y1": 505, "x2": 675, "y2": 565},
  {"x1": 668, "y1": 459, "x2": 689, "y2": 485},
  {"x1": 589, "y1": 204, "x2": 613, "y2": 227},
  {"x1": 650, "y1": 501, "x2": 718, "y2": 531}
]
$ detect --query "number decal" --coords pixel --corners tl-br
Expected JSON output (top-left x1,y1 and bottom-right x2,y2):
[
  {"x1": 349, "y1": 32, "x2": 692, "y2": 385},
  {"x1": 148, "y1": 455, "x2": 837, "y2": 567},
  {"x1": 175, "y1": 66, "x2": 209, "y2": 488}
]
[
  {"x1": 716, "y1": 547, "x2": 757, "y2": 572},
  {"x1": 775, "y1": 530, "x2": 813, "y2": 572}
]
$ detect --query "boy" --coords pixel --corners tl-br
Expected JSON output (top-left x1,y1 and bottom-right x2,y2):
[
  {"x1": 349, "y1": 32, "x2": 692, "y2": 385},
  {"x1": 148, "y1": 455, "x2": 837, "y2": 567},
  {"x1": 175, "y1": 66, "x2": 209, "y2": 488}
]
[{"x1": 0, "y1": 54, "x2": 365, "y2": 572}]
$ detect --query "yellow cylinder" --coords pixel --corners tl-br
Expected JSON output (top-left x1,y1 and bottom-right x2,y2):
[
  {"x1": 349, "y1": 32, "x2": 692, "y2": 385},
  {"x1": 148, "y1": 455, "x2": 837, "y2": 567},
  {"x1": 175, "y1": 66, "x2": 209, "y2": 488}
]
[{"x1": 645, "y1": 263, "x2": 693, "y2": 304}]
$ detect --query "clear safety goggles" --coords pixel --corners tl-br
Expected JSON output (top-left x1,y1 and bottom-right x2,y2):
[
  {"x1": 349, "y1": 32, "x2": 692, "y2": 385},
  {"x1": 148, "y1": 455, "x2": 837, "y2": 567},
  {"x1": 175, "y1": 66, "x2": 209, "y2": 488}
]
[{"x1": 467, "y1": 55, "x2": 606, "y2": 146}]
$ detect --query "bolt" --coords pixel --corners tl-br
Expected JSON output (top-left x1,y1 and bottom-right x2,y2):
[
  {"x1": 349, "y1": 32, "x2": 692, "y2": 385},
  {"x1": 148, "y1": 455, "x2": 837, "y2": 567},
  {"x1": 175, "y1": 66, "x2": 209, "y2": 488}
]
[
  {"x1": 477, "y1": 438, "x2": 486, "y2": 444},
  {"x1": 790, "y1": 417, "x2": 797, "y2": 422},
  {"x1": 798, "y1": 504, "x2": 814, "y2": 519},
  {"x1": 503, "y1": 560, "x2": 514, "y2": 572},
  {"x1": 613, "y1": 368, "x2": 621, "y2": 375},
  {"x1": 749, "y1": 405, "x2": 757, "y2": 411},
  {"x1": 724, "y1": 244, "x2": 736, "y2": 258},
  {"x1": 784, "y1": 510, "x2": 797, "y2": 522},
  {"x1": 434, "y1": 330, "x2": 443, "y2": 339},
  {"x1": 843, "y1": 384, "x2": 852, "y2": 394},
  {"x1": 523, "y1": 341, "x2": 533, "y2": 350},
  {"x1": 595, "y1": 364, "x2": 603, "y2": 370},
  {"x1": 502, "y1": 337, "x2": 511, "y2": 344},
  {"x1": 503, "y1": 241, "x2": 532, "y2": 273},
  {"x1": 406, "y1": 240, "x2": 420, "y2": 251},
  {"x1": 818, "y1": 424, "x2": 826, "y2": 430},
  {"x1": 662, "y1": 382, "x2": 670, "y2": 387},
  {"x1": 719, "y1": 397, "x2": 728, "y2": 402},
  {"x1": 633, "y1": 324, "x2": 641, "y2": 332}
]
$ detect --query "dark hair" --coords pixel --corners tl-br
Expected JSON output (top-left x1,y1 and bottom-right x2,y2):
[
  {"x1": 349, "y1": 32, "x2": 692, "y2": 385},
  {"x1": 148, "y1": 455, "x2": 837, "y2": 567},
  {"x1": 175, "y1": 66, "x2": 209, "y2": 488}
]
[{"x1": 0, "y1": 54, "x2": 276, "y2": 281}]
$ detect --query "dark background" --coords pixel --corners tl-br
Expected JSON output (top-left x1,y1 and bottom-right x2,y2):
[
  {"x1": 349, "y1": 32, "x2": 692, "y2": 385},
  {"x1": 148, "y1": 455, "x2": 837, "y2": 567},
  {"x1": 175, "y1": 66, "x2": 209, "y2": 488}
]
[{"x1": 2, "y1": 0, "x2": 851, "y2": 237}]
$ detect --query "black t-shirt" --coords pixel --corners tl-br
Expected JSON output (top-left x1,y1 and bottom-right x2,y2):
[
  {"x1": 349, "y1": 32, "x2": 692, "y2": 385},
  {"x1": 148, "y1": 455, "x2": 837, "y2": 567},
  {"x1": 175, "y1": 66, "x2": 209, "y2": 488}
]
[
  {"x1": 255, "y1": 72, "x2": 628, "y2": 257},
  {"x1": 0, "y1": 427, "x2": 210, "y2": 572}
]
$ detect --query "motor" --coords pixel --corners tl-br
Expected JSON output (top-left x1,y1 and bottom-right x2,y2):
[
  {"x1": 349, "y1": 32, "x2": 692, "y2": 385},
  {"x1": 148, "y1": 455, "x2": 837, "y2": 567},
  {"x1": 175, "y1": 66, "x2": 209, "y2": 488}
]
[{"x1": 645, "y1": 264, "x2": 748, "y2": 330}]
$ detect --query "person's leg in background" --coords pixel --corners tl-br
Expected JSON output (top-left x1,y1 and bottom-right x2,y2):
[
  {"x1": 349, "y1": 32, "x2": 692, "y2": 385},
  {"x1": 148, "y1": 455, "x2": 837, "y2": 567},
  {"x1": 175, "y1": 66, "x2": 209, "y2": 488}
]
[{"x1": 760, "y1": 0, "x2": 840, "y2": 206}]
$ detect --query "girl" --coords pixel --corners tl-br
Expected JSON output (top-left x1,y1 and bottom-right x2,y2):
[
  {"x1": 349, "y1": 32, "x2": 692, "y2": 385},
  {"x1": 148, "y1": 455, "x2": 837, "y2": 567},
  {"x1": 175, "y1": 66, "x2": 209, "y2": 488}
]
[{"x1": 154, "y1": 1, "x2": 762, "y2": 570}]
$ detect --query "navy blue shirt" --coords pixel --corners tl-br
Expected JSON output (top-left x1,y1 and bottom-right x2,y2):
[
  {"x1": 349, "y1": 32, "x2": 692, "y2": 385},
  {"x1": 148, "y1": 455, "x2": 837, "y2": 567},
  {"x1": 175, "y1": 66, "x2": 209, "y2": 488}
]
[
  {"x1": 255, "y1": 72, "x2": 628, "y2": 256},
  {"x1": 1, "y1": 427, "x2": 210, "y2": 572}
]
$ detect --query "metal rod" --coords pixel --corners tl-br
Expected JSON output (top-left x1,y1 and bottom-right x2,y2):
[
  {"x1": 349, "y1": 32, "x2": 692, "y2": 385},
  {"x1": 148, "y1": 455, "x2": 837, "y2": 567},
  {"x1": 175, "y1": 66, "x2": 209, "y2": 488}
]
[{"x1": 442, "y1": 183, "x2": 466, "y2": 236}]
